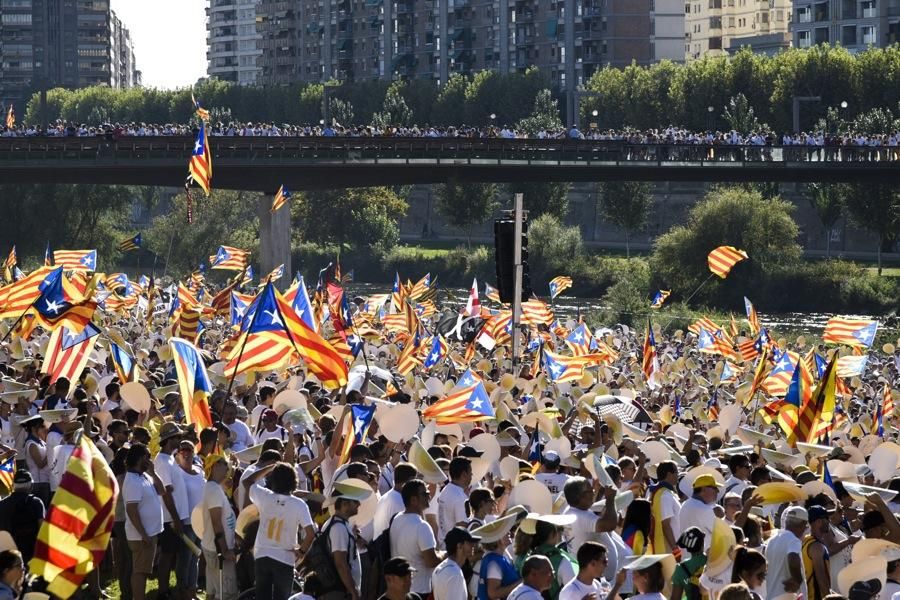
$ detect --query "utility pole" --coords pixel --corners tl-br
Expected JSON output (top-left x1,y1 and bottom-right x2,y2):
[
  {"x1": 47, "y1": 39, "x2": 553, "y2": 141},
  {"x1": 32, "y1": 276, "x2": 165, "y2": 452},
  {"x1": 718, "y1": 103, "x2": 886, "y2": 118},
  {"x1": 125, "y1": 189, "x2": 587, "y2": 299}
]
[{"x1": 511, "y1": 193, "x2": 524, "y2": 368}]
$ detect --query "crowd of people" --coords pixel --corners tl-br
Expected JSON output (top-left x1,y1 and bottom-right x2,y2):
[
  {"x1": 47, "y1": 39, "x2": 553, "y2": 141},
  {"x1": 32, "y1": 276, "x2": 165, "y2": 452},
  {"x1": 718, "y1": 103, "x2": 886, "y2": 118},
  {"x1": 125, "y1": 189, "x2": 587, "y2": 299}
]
[
  {"x1": 2, "y1": 121, "x2": 900, "y2": 162},
  {"x1": 0, "y1": 266, "x2": 896, "y2": 600}
]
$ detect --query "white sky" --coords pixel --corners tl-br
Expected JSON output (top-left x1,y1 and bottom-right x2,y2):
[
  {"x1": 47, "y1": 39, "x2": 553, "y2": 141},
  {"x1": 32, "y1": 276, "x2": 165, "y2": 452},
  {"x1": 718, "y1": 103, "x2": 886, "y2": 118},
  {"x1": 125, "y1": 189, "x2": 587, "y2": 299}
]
[{"x1": 111, "y1": 0, "x2": 208, "y2": 89}]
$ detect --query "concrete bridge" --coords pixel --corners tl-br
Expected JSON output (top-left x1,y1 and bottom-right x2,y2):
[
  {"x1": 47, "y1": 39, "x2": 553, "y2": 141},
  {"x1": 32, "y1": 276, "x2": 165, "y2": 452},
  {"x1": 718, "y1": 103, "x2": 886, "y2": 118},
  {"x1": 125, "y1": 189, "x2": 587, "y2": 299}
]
[{"x1": 2, "y1": 135, "x2": 897, "y2": 281}]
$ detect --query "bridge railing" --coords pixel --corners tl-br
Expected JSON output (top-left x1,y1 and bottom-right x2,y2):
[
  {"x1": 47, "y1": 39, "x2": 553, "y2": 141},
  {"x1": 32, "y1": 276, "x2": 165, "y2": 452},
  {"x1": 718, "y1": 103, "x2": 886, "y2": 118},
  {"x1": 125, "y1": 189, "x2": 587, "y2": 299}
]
[{"x1": 0, "y1": 136, "x2": 897, "y2": 164}]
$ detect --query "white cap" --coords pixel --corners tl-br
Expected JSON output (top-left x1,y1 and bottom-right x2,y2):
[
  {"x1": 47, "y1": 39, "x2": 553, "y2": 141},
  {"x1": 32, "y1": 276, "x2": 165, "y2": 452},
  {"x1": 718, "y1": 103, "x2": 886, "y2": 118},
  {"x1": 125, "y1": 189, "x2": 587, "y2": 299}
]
[{"x1": 782, "y1": 506, "x2": 809, "y2": 523}]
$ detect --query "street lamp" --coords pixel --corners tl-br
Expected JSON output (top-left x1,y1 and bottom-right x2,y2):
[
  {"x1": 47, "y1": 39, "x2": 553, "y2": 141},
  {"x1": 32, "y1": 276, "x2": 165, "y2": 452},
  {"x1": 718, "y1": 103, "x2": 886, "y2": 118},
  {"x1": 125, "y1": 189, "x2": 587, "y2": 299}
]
[
  {"x1": 592, "y1": 110, "x2": 598, "y2": 117},
  {"x1": 840, "y1": 100, "x2": 848, "y2": 109},
  {"x1": 707, "y1": 105, "x2": 714, "y2": 131},
  {"x1": 490, "y1": 113, "x2": 496, "y2": 127}
]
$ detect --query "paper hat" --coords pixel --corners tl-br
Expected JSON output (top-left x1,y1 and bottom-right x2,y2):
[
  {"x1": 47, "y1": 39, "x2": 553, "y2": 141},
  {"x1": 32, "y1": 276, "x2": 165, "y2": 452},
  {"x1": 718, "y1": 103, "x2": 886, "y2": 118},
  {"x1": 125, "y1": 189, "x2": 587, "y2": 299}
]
[
  {"x1": 376, "y1": 403, "x2": 419, "y2": 443},
  {"x1": 843, "y1": 482, "x2": 898, "y2": 504},
  {"x1": 191, "y1": 504, "x2": 205, "y2": 540},
  {"x1": 470, "y1": 513, "x2": 519, "y2": 544},
  {"x1": 622, "y1": 554, "x2": 676, "y2": 594},
  {"x1": 38, "y1": 408, "x2": 78, "y2": 424},
  {"x1": 272, "y1": 389, "x2": 308, "y2": 415},
  {"x1": 233, "y1": 443, "x2": 265, "y2": 464},
  {"x1": 409, "y1": 439, "x2": 448, "y2": 484},
  {"x1": 801, "y1": 480, "x2": 838, "y2": 503},
  {"x1": 795, "y1": 442, "x2": 835, "y2": 459},
  {"x1": 0, "y1": 389, "x2": 36, "y2": 405},
  {"x1": 325, "y1": 477, "x2": 373, "y2": 508},
  {"x1": 679, "y1": 466, "x2": 725, "y2": 498},
  {"x1": 736, "y1": 426, "x2": 775, "y2": 445},
  {"x1": 837, "y1": 556, "x2": 887, "y2": 598},
  {"x1": 852, "y1": 539, "x2": 900, "y2": 563},
  {"x1": 706, "y1": 518, "x2": 737, "y2": 577},
  {"x1": 518, "y1": 512, "x2": 576, "y2": 535},
  {"x1": 347, "y1": 479, "x2": 379, "y2": 528},
  {"x1": 507, "y1": 479, "x2": 553, "y2": 515},
  {"x1": 499, "y1": 455, "x2": 521, "y2": 483},
  {"x1": 151, "y1": 384, "x2": 179, "y2": 401},
  {"x1": 0, "y1": 531, "x2": 17, "y2": 553},
  {"x1": 469, "y1": 432, "x2": 501, "y2": 464},
  {"x1": 120, "y1": 381, "x2": 152, "y2": 412},
  {"x1": 754, "y1": 481, "x2": 806, "y2": 505},
  {"x1": 869, "y1": 442, "x2": 900, "y2": 483},
  {"x1": 760, "y1": 447, "x2": 803, "y2": 469}
]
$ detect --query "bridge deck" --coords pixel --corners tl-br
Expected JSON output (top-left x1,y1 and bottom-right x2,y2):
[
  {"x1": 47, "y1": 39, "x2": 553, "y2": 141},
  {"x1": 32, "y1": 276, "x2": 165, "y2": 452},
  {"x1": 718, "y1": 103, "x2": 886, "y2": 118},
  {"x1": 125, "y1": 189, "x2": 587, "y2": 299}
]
[{"x1": 0, "y1": 136, "x2": 896, "y2": 190}]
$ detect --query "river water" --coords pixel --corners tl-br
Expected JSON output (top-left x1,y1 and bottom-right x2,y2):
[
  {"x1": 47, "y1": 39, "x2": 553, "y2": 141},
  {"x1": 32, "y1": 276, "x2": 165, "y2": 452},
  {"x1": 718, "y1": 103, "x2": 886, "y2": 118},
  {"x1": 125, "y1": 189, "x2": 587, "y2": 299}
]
[{"x1": 345, "y1": 283, "x2": 887, "y2": 337}]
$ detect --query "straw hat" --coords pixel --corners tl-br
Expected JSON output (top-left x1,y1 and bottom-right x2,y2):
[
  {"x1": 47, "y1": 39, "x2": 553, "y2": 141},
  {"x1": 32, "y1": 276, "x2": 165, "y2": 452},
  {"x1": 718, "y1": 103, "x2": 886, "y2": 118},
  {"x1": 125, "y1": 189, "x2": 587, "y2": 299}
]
[
  {"x1": 408, "y1": 440, "x2": 448, "y2": 484},
  {"x1": 837, "y1": 556, "x2": 887, "y2": 598},
  {"x1": 470, "y1": 513, "x2": 519, "y2": 544},
  {"x1": 120, "y1": 381, "x2": 152, "y2": 412},
  {"x1": 518, "y1": 512, "x2": 576, "y2": 535},
  {"x1": 158, "y1": 422, "x2": 184, "y2": 443},
  {"x1": 324, "y1": 478, "x2": 373, "y2": 508},
  {"x1": 38, "y1": 408, "x2": 78, "y2": 424}
]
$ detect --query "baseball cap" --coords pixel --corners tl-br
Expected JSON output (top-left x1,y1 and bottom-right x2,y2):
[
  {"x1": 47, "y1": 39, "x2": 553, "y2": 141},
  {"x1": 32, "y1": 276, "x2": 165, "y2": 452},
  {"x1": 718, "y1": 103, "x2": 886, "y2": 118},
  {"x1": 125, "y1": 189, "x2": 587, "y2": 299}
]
[
  {"x1": 444, "y1": 526, "x2": 481, "y2": 551},
  {"x1": 541, "y1": 451, "x2": 561, "y2": 468},
  {"x1": 783, "y1": 506, "x2": 809, "y2": 523},
  {"x1": 457, "y1": 446, "x2": 484, "y2": 458},
  {"x1": 807, "y1": 505, "x2": 830, "y2": 523},
  {"x1": 692, "y1": 474, "x2": 723, "y2": 489},
  {"x1": 383, "y1": 556, "x2": 416, "y2": 577},
  {"x1": 261, "y1": 409, "x2": 278, "y2": 422}
]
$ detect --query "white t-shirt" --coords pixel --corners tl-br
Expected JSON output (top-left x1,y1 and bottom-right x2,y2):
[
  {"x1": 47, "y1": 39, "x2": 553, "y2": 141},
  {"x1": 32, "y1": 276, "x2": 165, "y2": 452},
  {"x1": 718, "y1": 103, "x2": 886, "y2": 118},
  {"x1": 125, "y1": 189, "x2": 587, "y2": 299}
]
[
  {"x1": 154, "y1": 451, "x2": 189, "y2": 523},
  {"x1": 227, "y1": 419, "x2": 255, "y2": 452},
  {"x1": 258, "y1": 426, "x2": 288, "y2": 444},
  {"x1": 437, "y1": 482, "x2": 468, "y2": 548},
  {"x1": 326, "y1": 516, "x2": 362, "y2": 593},
  {"x1": 201, "y1": 481, "x2": 236, "y2": 552},
  {"x1": 884, "y1": 580, "x2": 900, "y2": 599},
  {"x1": 182, "y1": 466, "x2": 206, "y2": 512},
  {"x1": 250, "y1": 484, "x2": 313, "y2": 565},
  {"x1": 50, "y1": 443, "x2": 75, "y2": 491},
  {"x1": 24, "y1": 438, "x2": 51, "y2": 484},
  {"x1": 432, "y1": 558, "x2": 467, "y2": 600},
  {"x1": 656, "y1": 487, "x2": 681, "y2": 546},
  {"x1": 237, "y1": 462, "x2": 265, "y2": 509},
  {"x1": 559, "y1": 577, "x2": 605, "y2": 600},
  {"x1": 765, "y1": 529, "x2": 805, "y2": 600},
  {"x1": 373, "y1": 488, "x2": 405, "y2": 539},
  {"x1": 123, "y1": 471, "x2": 164, "y2": 541},
  {"x1": 630, "y1": 594, "x2": 666, "y2": 600},
  {"x1": 536, "y1": 472, "x2": 571, "y2": 495},
  {"x1": 563, "y1": 506, "x2": 600, "y2": 555},
  {"x1": 390, "y1": 512, "x2": 438, "y2": 594},
  {"x1": 508, "y1": 582, "x2": 545, "y2": 600},
  {"x1": 678, "y1": 497, "x2": 715, "y2": 549}
]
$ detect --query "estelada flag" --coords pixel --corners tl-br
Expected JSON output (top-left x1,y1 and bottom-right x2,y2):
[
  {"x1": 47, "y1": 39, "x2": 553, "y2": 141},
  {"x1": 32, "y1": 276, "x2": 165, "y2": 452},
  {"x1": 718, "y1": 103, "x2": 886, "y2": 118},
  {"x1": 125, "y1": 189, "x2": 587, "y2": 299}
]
[{"x1": 707, "y1": 246, "x2": 748, "y2": 278}]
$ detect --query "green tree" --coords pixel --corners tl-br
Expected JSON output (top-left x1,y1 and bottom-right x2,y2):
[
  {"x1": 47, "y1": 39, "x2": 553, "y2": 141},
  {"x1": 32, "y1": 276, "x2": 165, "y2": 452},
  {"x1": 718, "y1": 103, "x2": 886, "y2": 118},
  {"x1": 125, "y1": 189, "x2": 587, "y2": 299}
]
[
  {"x1": 650, "y1": 186, "x2": 803, "y2": 307},
  {"x1": 434, "y1": 181, "x2": 499, "y2": 247},
  {"x1": 432, "y1": 73, "x2": 468, "y2": 125},
  {"x1": 515, "y1": 89, "x2": 562, "y2": 135},
  {"x1": 372, "y1": 81, "x2": 413, "y2": 127},
  {"x1": 597, "y1": 182, "x2": 654, "y2": 258},
  {"x1": 806, "y1": 183, "x2": 846, "y2": 258},
  {"x1": 528, "y1": 214, "x2": 584, "y2": 282},
  {"x1": 843, "y1": 183, "x2": 900, "y2": 275},
  {"x1": 292, "y1": 187, "x2": 407, "y2": 255},
  {"x1": 503, "y1": 181, "x2": 571, "y2": 221},
  {"x1": 330, "y1": 98, "x2": 354, "y2": 127},
  {"x1": 722, "y1": 93, "x2": 761, "y2": 134}
]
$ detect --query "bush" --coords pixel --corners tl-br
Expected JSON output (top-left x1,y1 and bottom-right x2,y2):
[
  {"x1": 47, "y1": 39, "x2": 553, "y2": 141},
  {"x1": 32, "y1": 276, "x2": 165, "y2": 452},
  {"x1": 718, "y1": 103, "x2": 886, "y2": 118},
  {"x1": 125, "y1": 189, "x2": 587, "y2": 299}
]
[
  {"x1": 764, "y1": 260, "x2": 899, "y2": 313},
  {"x1": 595, "y1": 264, "x2": 651, "y2": 327},
  {"x1": 528, "y1": 214, "x2": 585, "y2": 280}
]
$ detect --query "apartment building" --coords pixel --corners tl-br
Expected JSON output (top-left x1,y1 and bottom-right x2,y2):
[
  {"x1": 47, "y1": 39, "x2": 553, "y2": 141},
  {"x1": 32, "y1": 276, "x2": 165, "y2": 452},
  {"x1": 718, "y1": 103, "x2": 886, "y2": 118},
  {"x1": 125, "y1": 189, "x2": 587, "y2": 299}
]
[
  {"x1": 792, "y1": 0, "x2": 900, "y2": 50},
  {"x1": 685, "y1": 0, "x2": 792, "y2": 60},
  {"x1": 247, "y1": 0, "x2": 683, "y2": 91},
  {"x1": 207, "y1": 0, "x2": 263, "y2": 85},
  {"x1": 0, "y1": 0, "x2": 140, "y2": 105}
]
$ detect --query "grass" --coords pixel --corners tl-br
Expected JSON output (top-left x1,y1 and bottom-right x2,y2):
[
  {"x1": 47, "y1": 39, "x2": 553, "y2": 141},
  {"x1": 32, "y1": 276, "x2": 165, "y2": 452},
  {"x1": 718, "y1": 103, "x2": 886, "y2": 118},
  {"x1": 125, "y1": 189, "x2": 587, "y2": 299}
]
[{"x1": 865, "y1": 267, "x2": 900, "y2": 277}]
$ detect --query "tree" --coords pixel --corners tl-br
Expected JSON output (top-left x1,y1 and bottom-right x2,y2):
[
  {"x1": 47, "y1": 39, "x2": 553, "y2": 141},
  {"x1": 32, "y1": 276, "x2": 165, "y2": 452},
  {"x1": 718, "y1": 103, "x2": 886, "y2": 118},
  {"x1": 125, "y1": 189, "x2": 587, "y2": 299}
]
[
  {"x1": 807, "y1": 183, "x2": 846, "y2": 258},
  {"x1": 434, "y1": 181, "x2": 499, "y2": 247},
  {"x1": 515, "y1": 89, "x2": 562, "y2": 135},
  {"x1": 844, "y1": 183, "x2": 900, "y2": 275},
  {"x1": 597, "y1": 181, "x2": 654, "y2": 258},
  {"x1": 372, "y1": 81, "x2": 413, "y2": 127},
  {"x1": 292, "y1": 187, "x2": 407, "y2": 255},
  {"x1": 503, "y1": 182, "x2": 571, "y2": 221},
  {"x1": 528, "y1": 214, "x2": 585, "y2": 281},
  {"x1": 330, "y1": 98, "x2": 354, "y2": 127},
  {"x1": 722, "y1": 93, "x2": 761, "y2": 134}
]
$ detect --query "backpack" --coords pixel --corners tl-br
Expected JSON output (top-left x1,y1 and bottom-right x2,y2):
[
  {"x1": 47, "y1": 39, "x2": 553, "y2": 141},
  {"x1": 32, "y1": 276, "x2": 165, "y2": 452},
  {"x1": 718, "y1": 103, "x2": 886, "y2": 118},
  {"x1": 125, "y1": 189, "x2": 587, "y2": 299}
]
[
  {"x1": 299, "y1": 518, "x2": 350, "y2": 595},
  {"x1": 370, "y1": 512, "x2": 401, "y2": 598}
]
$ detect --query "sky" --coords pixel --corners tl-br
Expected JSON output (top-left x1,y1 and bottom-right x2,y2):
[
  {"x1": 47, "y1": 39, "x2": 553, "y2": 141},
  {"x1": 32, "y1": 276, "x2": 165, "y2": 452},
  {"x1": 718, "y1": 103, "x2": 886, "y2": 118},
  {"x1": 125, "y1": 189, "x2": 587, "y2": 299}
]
[{"x1": 111, "y1": 0, "x2": 208, "y2": 89}]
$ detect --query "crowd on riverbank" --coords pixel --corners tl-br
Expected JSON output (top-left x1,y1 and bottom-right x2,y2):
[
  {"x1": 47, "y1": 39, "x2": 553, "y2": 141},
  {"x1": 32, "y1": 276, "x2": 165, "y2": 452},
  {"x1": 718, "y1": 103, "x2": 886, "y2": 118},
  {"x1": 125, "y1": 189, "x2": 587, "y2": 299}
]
[{"x1": 0, "y1": 260, "x2": 897, "y2": 600}]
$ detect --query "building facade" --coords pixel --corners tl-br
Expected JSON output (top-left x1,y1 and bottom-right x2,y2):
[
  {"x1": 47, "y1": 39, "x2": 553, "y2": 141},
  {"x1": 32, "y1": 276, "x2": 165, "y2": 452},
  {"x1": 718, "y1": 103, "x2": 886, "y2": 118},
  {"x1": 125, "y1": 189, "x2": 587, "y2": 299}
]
[
  {"x1": 0, "y1": 0, "x2": 139, "y2": 105},
  {"x1": 207, "y1": 0, "x2": 262, "y2": 85},
  {"x1": 236, "y1": 0, "x2": 684, "y2": 91},
  {"x1": 792, "y1": 0, "x2": 900, "y2": 50},
  {"x1": 685, "y1": 0, "x2": 792, "y2": 60}
]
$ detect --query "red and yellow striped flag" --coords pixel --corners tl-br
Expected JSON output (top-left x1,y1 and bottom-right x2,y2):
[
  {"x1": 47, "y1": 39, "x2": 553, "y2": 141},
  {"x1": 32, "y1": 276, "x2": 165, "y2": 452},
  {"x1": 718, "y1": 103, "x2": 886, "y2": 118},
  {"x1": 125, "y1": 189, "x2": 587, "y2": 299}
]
[
  {"x1": 707, "y1": 246, "x2": 748, "y2": 279},
  {"x1": 884, "y1": 385, "x2": 895, "y2": 420},
  {"x1": 30, "y1": 434, "x2": 117, "y2": 599},
  {"x1": 0, "y1": 265, "x2": 53, "y2": 319}
]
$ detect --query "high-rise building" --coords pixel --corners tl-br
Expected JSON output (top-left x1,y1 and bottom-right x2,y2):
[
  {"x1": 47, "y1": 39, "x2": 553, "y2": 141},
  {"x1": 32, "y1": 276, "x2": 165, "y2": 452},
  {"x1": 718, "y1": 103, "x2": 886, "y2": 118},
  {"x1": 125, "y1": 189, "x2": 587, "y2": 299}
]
[
  {"x1": 0, "y1": 0, "x2": 139, "y2": 105},
  {"x1": 792, "y1": 0, "x2": 900, "y2": 50},
  {"x1": 207, "y1": 0, "x2": 262, "y2": 85},
  {"x1": 251, "y1": 0, "x2": 683, "y2": 91},
  {"x1": 685, "y1": 0, "x2": 792, "y2": 60}
]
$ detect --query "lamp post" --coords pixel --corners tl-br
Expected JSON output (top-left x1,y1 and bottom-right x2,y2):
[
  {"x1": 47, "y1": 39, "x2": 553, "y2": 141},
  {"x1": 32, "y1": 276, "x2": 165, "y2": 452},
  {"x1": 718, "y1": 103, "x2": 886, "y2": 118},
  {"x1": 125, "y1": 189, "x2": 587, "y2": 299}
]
[
  {"x1": 490, "y1": 113, "x2": 496, "y2": 129},
  {"x1": 590, "y1": 109, "x2": 598, "y2": 130},
  {"x1": 707, "y1": 105, "x2": 714, "y2": 131}
]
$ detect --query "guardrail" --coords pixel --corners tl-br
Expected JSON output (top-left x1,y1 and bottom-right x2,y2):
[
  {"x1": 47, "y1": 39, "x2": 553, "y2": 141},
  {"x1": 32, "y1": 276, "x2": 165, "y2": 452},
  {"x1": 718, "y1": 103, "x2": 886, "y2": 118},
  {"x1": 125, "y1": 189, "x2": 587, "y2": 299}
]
[{"x1": 0, "y1": 136, "x2": 897, "y2": 165}]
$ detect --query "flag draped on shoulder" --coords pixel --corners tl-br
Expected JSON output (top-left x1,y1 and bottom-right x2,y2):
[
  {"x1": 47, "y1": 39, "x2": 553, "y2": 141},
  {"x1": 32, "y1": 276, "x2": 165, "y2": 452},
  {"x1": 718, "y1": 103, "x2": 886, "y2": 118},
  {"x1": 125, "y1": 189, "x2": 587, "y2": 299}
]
[
  {"x1": 170, "y1": 337, "x2": 214, "y2": 429},
  {"x1": 30, "y1": 434, "x2": 117, "y2": 599},
  {"x1": 271, "y1": 185, "x2": 291, "y2": 213},
  {"x1": 188, "y1": 122, "x2": 213, "y2": 196},
  {"x1": 422, "y1": 382, "x2": 494, "y2": 424},
  {"x1": 707, "y1": 246, "x2": 748, "y2": 278}
]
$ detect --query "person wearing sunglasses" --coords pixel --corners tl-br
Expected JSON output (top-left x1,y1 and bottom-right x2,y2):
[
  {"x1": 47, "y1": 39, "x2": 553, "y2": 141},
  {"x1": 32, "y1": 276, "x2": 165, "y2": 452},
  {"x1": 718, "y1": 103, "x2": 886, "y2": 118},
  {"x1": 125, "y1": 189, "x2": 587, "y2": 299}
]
[{"x1": 730, "y1": 546, "x2": 766, "y2": 600}]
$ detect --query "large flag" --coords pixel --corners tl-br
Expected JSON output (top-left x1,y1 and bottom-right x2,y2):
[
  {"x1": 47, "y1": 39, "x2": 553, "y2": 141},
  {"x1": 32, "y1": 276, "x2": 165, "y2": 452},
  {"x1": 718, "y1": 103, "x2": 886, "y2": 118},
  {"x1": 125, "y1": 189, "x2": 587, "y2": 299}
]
[
  {"x1": 225, "y1": 282, "x2": 348, "y2": 388},
  {"x1": 549, "y1": 276, "x2": 573, "y2": 299},
  {"x1": 544, "y1": 350, "x2": 585, "y2": 383},
  {"x1": 764, "y1": 350, "x2": 814, "y2": 399},
  {"x1": 822, "y1": 317, "x2": 878, "y2": 348},
  {"x1": 707, "y1": 246, "x2": 748, "y2": 278},
  {"x1": 117, "y1": 233, "x2": 141, "y2": 252},
  {"x1": 650, "y1": 290, "x2": 670, "y2": 309},
  {"x1": 422, "y1": 382, "x2": 494, "y2": 424},
  {"x1": 565, "y1": 323, "x2": 593, "y2": 356},
  {"x1": 271, "y1": 185, "x2": 291, "y2": 213},
  {"x1": 170, "y1": 337, "x2": 214, "y2": 429},
  {"x1": 210, "y1": 245, "x2": 249, "y2": 271},
  {"x1": 744, "y1": 297, "x2": 760, "y2": 336},
  {"x1": 188, "y1": 122, "x2": 213, "y2": 196},
  {"x1": 836, "y1": 354, "x2": 868, "y2": 378},
  {"x1": 642, "y1": 317, "x2": 660, "y2": 387},
  {"x1": 30, "y1": 435, "x2": 117, "y2": 599},
  {"x1": 32, "y1": 267, "x2": 97, "y2": 333},
  {"x1": 338, "y1": 404, "x2": 376, "y2": 465},
  {"x1": 53, "y1": 250, "x2": 97, "y2": 272},
  {"x1": 464, "y1": 277, "x2": 480, "y2": 316},
  {"x1": 396, "y1": 327, "x2": 423, "y2": 375},
  {"x1": 0, "y1": 265, "x2": 54, "y2": 319},
  {"x1": 4, "y1": 104, "x2": 13, "y2": 129},
  {"x1": 41, "y1": 324, "x2": 101, "y2": 385}
]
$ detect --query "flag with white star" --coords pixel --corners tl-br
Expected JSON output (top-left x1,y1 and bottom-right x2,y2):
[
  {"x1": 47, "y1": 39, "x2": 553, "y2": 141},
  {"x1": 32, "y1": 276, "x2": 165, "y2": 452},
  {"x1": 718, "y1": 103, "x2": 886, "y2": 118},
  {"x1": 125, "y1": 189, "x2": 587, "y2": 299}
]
[
  {"x1": 422, "y1": 381, "x2": 494, "y2": 425},
  {"x1": 338, "y1": 404, "x2": 376, "y2": 464},
  {"x1": 32, "y1": 266, "x2": 97, "y2": 333}
]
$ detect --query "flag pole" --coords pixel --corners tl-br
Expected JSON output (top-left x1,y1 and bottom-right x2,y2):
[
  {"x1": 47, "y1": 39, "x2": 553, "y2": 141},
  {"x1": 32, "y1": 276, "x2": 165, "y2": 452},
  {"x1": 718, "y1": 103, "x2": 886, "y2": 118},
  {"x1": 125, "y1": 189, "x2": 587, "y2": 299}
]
[
  {"x1": 162, "y1": 226, "x2": 177, "y2": 280},
  {"x1": 683, "y1": 273, "x2": 715, "y2": 306},
  {"x1": 226, "y1": 286, "x2": 264, "y2": 397},
  {"x1": 0, "y1": 298, "x2": 39, "y2": 345}
]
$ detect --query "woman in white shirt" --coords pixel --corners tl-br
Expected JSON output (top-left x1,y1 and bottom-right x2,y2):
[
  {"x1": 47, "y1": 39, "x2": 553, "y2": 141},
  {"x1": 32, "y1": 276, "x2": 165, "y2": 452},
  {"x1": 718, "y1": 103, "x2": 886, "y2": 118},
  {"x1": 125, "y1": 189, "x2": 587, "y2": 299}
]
[
  {"x1": 622, "y1": 554, "x2": 676, "y2": 600},
  {"x1": 21, "y1": 416, "x2": 50, "y2": 505}
]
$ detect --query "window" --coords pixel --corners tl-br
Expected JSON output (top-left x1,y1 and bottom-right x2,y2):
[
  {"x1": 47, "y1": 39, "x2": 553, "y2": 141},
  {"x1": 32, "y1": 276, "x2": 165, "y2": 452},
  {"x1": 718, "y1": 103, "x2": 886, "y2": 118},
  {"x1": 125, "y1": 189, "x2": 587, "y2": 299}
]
[
  {"x1": 798, "y1": 29, "x2": 811, "y2": 47},
  {"x1": 862, "y1": 25, "x2": 876, "y2": 44},
  {"x1": 842, "y1": 24, "x2": 857, "y2": 45},
  {"x1": 797, "y1": 6, "x2": 811, "y2": 22},
  {"x1": 1, "y1": 13, "x2": 31, "y2": 24},
  {"x1": 862, "y1": 0, "x2": 876, "y2": 18},
  {"x1": 729, "y1": 16, "x2": 735, "y2": 26}
]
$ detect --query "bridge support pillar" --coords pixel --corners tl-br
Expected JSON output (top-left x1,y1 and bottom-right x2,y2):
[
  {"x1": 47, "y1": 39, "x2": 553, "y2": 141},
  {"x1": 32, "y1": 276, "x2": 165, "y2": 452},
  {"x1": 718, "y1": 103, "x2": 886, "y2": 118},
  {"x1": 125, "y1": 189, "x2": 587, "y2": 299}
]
[{"x1": 257, "y1": 194, "x2": 292, "y2": 289}]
